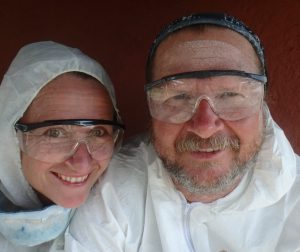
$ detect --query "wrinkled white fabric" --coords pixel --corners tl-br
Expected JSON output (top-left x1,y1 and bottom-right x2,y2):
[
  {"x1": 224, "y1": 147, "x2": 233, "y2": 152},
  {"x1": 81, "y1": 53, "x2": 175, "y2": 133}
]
[
  {"x1": 66, "y1": 108, "x2": 300, "y2": 252},
  {"x1": 0, "y1": 41, "x2": 118, "y2": 250},
  {"x1": 0, "y1": 204, "x2": 71, "y2": 246}
]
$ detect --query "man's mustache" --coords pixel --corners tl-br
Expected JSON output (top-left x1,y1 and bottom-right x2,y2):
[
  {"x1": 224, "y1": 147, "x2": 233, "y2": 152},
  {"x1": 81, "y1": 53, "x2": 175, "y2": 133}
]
[{"x1": 175, "y1": 133, "x2": 240, "y2": 153}]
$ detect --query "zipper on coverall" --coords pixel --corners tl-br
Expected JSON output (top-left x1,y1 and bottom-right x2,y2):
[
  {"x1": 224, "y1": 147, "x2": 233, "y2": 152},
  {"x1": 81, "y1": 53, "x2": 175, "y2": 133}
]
[{"x1": 182, "y1": 203, "x2": 196, "y2": 252}]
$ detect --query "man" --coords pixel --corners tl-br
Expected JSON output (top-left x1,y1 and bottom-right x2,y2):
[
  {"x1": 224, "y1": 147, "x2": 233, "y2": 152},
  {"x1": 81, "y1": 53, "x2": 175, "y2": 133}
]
[{"x1": 66, "y1": 13, "x2": 300, "y2": 252}]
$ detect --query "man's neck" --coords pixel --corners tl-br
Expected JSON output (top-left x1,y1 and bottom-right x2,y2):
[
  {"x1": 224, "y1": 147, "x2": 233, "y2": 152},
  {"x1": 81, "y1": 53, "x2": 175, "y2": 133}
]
[{"x1": 175, "y1": 177, "x2": 243, "y2": 203}]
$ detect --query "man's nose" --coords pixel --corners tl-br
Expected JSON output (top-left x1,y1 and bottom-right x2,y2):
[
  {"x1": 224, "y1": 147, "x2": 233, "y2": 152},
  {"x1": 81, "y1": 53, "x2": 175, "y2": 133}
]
[
  {"x1": 65, "y1": 142, "x2": 94, "y2": 171},
  {"x1": 186, "y1": 99, "x2": 224, "y2": 138}
]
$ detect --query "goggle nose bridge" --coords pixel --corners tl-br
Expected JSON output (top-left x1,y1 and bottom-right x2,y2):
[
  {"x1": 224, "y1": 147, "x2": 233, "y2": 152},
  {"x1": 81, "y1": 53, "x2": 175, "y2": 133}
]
[
  {"x1": 191, "y1": 95, "x2": 217, "y2": 115},
  {"x1": 69, "y1": 137, "x2": 94, "y2": 156}
]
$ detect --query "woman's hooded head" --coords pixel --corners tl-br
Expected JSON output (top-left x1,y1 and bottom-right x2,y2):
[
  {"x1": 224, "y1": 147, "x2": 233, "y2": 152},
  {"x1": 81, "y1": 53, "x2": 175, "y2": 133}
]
[{"x1": 0, "y1": 41, "x2": 121, "y2": 209}]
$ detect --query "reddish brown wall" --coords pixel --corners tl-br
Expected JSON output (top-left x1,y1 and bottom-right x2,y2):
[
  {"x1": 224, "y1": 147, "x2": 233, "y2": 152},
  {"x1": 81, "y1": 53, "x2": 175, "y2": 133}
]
[{"x1": 1, "y1": 0, "x2": 299, "y2": 153}]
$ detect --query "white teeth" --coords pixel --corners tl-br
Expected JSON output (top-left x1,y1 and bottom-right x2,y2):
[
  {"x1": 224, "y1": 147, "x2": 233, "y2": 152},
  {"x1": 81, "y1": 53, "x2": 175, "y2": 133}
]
[
  {"x1": 198, "y1": 148, "x2": 215, "y2": 152},
  {"x1": 57, "y1": 174, "x2": 88, "y2": 183}
]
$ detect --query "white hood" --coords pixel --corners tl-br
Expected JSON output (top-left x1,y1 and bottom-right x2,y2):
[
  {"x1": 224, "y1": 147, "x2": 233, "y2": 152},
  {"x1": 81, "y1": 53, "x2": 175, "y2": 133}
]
[{"x1": 0, "y1": 41, "x2": 119, "y2": 209}]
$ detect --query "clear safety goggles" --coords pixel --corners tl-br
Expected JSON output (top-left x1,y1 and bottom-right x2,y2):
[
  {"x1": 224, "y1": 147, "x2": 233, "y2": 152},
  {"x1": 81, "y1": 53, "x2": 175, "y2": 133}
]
[
  {"x1": 15, "y1": 119, "x2": 125, "y2": 163},
  {"x1": 145, "y1": 70, "x2": 267, "y2": 124}
]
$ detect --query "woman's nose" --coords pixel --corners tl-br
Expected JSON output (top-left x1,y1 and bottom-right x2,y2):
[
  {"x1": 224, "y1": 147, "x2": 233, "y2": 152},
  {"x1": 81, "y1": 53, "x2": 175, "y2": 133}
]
[{"x1": 65, "y1": 142, "x2": 94, "y2": 171}]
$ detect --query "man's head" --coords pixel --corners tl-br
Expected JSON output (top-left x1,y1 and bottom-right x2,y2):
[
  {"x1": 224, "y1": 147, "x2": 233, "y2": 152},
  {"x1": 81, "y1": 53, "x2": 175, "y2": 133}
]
[{"x1": 145, "y1": 13, "x2": 267, "y2": 202}]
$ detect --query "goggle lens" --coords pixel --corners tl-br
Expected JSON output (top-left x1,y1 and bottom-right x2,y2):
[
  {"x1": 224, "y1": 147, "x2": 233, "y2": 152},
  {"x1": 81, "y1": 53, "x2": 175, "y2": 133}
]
[
  {"x1": 15, "y1": 120, "x2": 124, "y2": 163},
  {"x1": 147, "y1": 74, "x2": 265, "y2": 123}
]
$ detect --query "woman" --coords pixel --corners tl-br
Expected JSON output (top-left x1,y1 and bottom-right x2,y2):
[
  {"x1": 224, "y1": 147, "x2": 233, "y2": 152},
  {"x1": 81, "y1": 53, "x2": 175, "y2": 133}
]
[{"x1": 0, "y1": 41, "x2": 124, "y2": 251}]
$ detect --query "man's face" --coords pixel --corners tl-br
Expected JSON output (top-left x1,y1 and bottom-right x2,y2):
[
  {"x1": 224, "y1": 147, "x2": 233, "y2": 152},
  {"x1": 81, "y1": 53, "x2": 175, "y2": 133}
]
[
  {"x1": 150, "y1": 27, "x2": 265, "y2": 202},
  {"x1": 20, "y1": 73, "x2": 114, "y2": 208}
]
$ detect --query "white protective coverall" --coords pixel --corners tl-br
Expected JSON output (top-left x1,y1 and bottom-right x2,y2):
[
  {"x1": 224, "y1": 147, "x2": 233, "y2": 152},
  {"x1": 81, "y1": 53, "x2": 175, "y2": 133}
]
[
  {"x1": 0, "y1": 41, "x2": 119, "y2": 251},
  {"x1": 65, "y1": 106, "x2": 300, "y2": 252}
]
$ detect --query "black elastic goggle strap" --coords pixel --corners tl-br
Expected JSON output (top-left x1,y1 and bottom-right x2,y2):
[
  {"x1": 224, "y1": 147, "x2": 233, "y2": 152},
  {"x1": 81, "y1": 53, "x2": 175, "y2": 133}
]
[
  {"x1": 145, "y1": 70, "x2": 267, "y2": 91},
  {"x1": 146, "y1": 13, "x2": 267, "y2": 82},
  {"x1": 15, "y1": 119, "x2": 125, "y2": 132}
]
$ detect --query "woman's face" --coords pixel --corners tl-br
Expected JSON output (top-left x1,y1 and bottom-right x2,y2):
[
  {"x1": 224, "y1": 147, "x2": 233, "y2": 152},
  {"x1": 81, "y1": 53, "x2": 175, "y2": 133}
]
[{"x1": 19, "y1": 73, "x2": 114, "y2": 208}]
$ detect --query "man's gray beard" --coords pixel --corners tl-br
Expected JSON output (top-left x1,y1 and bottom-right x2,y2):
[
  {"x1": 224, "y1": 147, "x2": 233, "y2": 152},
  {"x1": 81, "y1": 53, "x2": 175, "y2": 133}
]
[{"x1": 152, "y1": 132, "x2": 263, "y2": 196}]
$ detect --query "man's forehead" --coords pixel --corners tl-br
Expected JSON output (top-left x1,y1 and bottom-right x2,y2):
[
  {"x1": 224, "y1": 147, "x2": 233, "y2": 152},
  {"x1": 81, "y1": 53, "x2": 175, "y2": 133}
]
[
  {"x1": 153, "y1": 28, "x2": 260, "y2": 79},
  {"x1": 166, "y1": 40, "x2": 249, "y2": 67}
]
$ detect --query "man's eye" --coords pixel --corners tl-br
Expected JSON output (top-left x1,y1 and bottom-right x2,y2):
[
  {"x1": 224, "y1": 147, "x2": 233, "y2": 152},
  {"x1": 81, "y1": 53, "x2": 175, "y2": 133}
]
[
  {"x1": 90, "y1": 128, "x2": 105, "y2": 137},
  {"x1": 218, "y1": 92, "x2": 241, "y2": 99},
  {"x1": 44, "y1": 128, "x2": 65, "y2": 138},
  {"x1": 172, "y1": 94, "x2": 191, "y2": 100}
]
